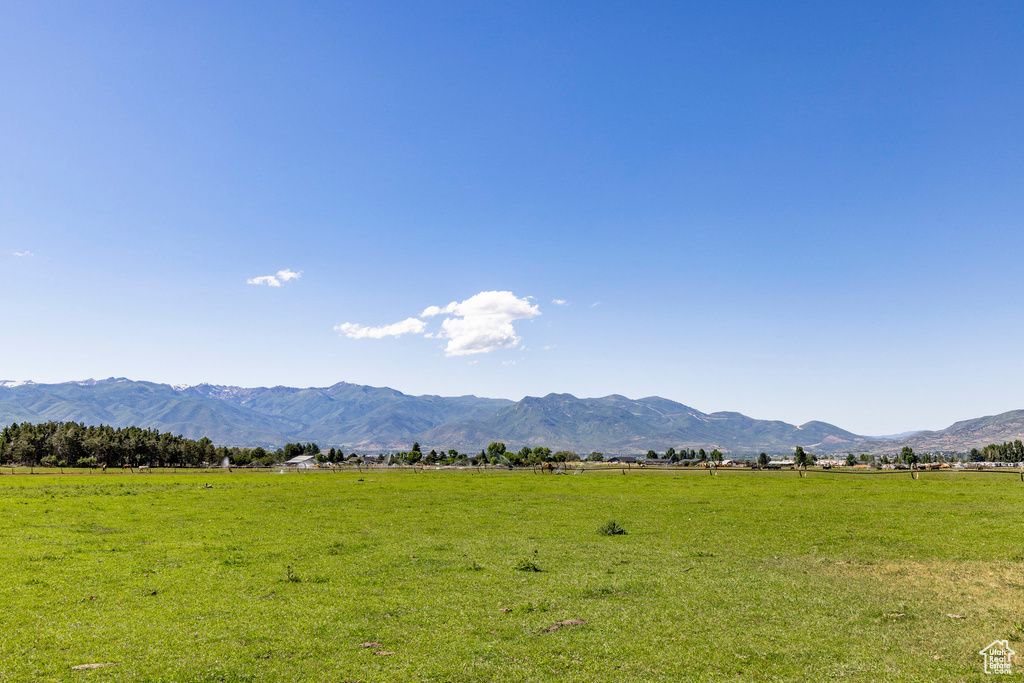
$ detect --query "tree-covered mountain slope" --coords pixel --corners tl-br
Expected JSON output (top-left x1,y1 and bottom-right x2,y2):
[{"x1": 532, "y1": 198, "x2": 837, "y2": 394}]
[{"x1": 0, "y1": 378, "x2": 1018, "y2": 455}]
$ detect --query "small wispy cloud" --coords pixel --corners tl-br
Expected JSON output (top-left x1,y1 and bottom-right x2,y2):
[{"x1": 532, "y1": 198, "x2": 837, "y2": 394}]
[
  {"x1": 247, "y1": 269, "x2": 301, "y2": 287},
  {"x1": 334, "y1": 318, "x2": 426, "y2": 339},
  {"x1": 12, "y1": 251, "x2": 33, "y2": 257},
  {"x1": 552, "y1": 299, "x2": 569, "y2": 306},
  {"x1": 590, "y1": 301, "x2": 601, "y2": 308},
  {"x1": 336, "y1": 290, "x2": 541, "y2": 357}
]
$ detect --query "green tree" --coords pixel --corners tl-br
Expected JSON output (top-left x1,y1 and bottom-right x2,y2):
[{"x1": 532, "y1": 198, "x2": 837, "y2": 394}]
[
  {"x1": 588, "y1": 451, "x2": 604, "y2": 462},
  {"x1": 249, "y1": 446, "x2": 266, "y2": 465},
  {"x1": 757, "y1": 452, "x2": 769, "y2": 468},
  {"x1": 794, "y1": 446, "x2": 809, "y2": 468},
  {"x1": 900, "y1": 446, "x2": 917, "y2": 465},
  {"x1": 845, "y1": 453, "x2": 856, "y2": 466}
]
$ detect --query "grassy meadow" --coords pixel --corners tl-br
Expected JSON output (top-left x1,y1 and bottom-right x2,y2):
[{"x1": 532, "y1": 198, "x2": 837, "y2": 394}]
[{"x1": 1, "y1": 468, "x2": 1023, "y2": 682}]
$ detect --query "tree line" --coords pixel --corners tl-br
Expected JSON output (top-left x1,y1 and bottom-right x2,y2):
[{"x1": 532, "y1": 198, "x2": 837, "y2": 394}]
[
  {"x1": 0, "y1": 425, "x2": 728, "y2": 470},
  {"x1": 645, "y1": 447, "x2": 724, "y2": 463},
  {"x1": 0, "y1": 422, "x2": 356, "y2": 470},
  {"x1": 971, "y1": 440, "x2": 1024, "y2": 463},
  {"x1": 6, "y1": 421, "x2": 1021, "y2": 471},
  {"x1": 0, "y1": 424, "x2": 591, "y2": 470},
  {"x1": 385, "y1": 442, "x2": 572, "y2": 467}
]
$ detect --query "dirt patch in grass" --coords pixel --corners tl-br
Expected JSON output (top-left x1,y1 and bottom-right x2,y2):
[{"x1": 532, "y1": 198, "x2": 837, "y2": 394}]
[
  {"x1": 70, "y1": 663, "x2": 116, "y2": 670},
  {"x1": 545, "y1": 619, "x2": 587, "y2": 633}
]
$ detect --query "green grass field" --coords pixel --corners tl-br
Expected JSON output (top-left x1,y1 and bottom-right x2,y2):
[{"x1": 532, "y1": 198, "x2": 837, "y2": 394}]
[{"x1": 2, "y1": 468, "x2": 1022, "y2": 681}]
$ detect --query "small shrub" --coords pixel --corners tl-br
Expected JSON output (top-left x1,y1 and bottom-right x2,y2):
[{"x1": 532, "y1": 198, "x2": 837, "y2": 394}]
[
  {"x1": 515, "y1": 550, "x2": 542, "y2": 572},
  {"x1": 285, "y1": 565, "x2": 301, "y2": 583},
  {"x1": 597, "y1": 520, "x2": 627, "y2": 536}
]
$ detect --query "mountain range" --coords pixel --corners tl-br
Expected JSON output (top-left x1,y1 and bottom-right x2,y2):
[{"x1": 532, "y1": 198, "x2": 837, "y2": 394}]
[{"x1": 1, "y1": 378, "x2": 1021, "y2": 455}]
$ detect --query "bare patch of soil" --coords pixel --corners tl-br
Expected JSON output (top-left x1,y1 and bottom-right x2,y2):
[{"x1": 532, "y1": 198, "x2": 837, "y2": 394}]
[
  {"x1": 71, "y1": 663, "x2": 116, "y2": 670},
  {"x1": 545, "y1": 619, "x2": 587, "y2": 632}
]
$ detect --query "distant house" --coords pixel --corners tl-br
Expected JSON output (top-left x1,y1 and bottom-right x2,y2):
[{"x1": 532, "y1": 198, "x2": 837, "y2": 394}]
[
  {"x1": 284, "y1": 455, "x2": 317, "y2": 469},
  {"x1": 608, "y1": 456, "x2": 639, "y2": 464},
  {"x1": 766, "y1": 459, "x2": 795, "y2": 469}
]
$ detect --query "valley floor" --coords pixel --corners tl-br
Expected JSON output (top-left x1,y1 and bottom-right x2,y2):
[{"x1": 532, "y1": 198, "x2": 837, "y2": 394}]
[{"x1": 0, "y1": 469, "x2": 1021, "y2": 681}]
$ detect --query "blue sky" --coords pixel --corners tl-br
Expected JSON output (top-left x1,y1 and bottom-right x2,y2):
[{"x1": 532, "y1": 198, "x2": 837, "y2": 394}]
[{"x1": 2, "y1": 1, "x2": 1023, "y2": 435}]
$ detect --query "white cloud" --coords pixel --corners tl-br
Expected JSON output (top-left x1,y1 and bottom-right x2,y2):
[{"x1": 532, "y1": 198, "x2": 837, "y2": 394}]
[
  {"x1": 420, "y1": 304, "x2": 446, "y2": 318},
  {"x1": 336, "y1": 290, "x2": 540, "y2": 356},
  {"x1": 552, "y1": 299, "x2": 569, "y2": 306},
  {"x1": 590, "y1": 301, "x2": 601, "y2": 308},
  {"x1": 12, "y1": 251, "x2": 32, "y2": 257},
  {"x1": 430, "y1": 290, "x2": 540, "y2": 356},
  {"x1": 247, "y1": 269, "x2": 302, "y2": 287},
  {"x1": 334, "y1": 317, "x2": 426, "y2": 339}
]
